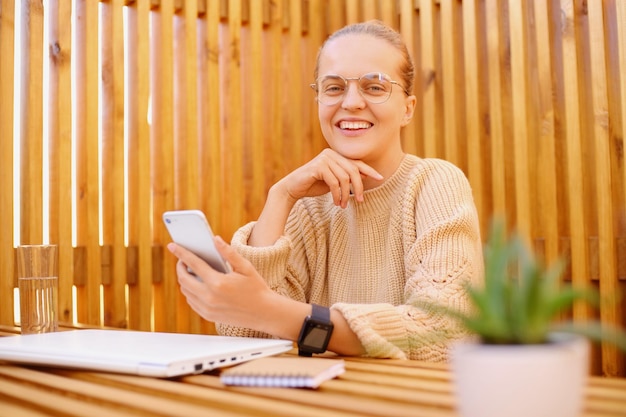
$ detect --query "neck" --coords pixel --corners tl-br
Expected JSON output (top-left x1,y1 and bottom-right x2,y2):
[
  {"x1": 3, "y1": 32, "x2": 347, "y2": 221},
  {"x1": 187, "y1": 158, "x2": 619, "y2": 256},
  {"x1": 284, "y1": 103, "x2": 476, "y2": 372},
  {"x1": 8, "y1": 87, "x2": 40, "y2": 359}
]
[{"x1": 362, "y1": 151, "x2": 406, "y2": 190}]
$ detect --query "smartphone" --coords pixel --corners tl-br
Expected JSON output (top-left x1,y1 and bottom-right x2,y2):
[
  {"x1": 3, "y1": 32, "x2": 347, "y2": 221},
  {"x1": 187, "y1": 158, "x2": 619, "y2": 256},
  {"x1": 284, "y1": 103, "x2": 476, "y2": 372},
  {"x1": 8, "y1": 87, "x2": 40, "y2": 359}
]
[{"x1": 162, "y1": 210, "x2": 232, "y2": 274}]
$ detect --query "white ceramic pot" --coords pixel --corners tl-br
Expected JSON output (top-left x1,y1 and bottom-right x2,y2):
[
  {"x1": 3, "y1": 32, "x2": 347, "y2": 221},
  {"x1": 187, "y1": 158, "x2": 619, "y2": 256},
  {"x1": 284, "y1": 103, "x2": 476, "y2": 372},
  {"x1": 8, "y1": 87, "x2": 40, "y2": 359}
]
[{"x1": 452, "y1": 333, "x2": 590, "y2": 417}]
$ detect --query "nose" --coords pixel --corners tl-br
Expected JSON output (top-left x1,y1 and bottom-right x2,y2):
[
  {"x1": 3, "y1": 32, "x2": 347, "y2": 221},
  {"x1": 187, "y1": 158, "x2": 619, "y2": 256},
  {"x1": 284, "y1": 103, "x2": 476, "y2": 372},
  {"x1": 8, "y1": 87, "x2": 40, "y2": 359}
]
[{"x1": 341, "y1": 81, "x2": 366, "y2": 110}]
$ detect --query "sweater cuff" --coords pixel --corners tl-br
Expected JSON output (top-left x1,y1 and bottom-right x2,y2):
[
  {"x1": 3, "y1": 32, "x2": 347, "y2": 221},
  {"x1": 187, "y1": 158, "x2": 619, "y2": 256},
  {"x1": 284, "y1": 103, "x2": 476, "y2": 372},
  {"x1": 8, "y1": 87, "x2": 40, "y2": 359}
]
[
  {"x1": 332, "y1": 303, "x2": 409, "y2": 359},
  {"x1": 231, "y1": 221, "x2": 292, "y2": 286}
]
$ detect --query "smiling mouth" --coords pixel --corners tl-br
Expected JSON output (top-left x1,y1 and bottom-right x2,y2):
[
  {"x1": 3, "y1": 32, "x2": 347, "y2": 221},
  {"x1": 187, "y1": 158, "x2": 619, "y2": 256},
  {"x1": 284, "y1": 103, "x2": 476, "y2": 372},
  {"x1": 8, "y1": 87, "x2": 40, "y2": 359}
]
[{"x1": 339, "y1": 121, "x2": 372, "y2": 130}]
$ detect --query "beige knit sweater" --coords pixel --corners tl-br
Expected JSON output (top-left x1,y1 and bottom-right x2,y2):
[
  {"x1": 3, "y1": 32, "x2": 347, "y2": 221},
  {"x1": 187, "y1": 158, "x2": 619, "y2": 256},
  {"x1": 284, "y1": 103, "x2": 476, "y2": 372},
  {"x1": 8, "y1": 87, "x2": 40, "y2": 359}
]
[{"x1": 219, "y1": 155, "x2": 484, "y2": 362}]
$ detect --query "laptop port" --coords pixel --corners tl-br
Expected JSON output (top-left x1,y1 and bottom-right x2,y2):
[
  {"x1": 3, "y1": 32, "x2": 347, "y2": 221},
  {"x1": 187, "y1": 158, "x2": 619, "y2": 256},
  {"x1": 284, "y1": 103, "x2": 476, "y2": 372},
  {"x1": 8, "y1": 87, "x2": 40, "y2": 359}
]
[{"x1": 194, "y1": 363, "x2": 203, "y2": 372}]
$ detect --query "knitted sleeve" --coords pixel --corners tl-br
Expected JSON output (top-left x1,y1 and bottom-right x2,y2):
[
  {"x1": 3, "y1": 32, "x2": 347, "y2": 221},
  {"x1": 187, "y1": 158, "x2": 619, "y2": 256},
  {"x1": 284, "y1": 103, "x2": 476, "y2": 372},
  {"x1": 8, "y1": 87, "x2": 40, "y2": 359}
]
[{"x1": 332, "y1": 160, "x2": 483, "y2": 361}]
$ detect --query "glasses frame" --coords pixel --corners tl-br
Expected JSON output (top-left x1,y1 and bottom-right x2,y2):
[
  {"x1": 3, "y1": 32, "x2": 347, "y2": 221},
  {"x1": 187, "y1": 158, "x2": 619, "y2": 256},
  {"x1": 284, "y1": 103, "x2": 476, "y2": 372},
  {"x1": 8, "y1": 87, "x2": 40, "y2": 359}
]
[{"x1": 310, "y1": 72, "x2": 410, "y2": 106}]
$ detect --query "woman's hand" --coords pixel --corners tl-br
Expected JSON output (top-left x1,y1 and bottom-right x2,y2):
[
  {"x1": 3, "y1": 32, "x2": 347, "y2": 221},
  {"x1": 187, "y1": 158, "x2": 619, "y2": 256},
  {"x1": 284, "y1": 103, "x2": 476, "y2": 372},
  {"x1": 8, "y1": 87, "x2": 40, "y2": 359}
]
[
  {"x1": 277, "y1": 148, "x2": 383, "y2": 208},
  {"x1": 167, "y1": 236, "x2": 278, "y2": 330},
  {"x1": 248, "y1": 148, "x2": 384, "y2": 247}
]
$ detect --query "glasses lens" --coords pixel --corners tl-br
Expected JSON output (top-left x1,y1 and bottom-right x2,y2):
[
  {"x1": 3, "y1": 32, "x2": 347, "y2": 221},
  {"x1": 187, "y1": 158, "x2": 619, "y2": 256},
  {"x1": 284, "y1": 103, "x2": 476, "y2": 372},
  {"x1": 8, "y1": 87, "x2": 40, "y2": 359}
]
[
  {"x1": 317, "y1": 75, "x2": 346, "y2": 105},
  {"x1": 314, "y1": 73, "x2": 394, "y2": 105},
  {"x1": 358, "y1": 73, "x2": 392, "y2": 104}
]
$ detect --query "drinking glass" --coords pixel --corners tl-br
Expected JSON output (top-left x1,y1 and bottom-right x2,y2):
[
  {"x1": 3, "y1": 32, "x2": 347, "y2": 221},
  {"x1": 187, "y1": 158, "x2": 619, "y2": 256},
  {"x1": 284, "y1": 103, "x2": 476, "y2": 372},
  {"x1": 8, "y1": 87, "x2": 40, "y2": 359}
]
[{"x1": 17, "y1": 245, "x2": 58, "y2": 334}]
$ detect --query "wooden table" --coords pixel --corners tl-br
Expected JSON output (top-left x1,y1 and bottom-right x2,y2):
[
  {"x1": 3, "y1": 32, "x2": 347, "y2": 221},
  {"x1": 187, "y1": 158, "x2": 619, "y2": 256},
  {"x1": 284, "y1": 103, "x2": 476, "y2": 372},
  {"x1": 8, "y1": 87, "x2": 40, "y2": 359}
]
[{"x1": 1, "y1": 326, "x2": 625, "y2": 417}]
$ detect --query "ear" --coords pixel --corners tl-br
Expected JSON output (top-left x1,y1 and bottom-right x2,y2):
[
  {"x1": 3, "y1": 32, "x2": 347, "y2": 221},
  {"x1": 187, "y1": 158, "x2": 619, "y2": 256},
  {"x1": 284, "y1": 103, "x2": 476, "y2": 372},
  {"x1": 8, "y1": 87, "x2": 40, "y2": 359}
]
[{"x1": 400, "y1": 95, "x2": 417, "y2": 127}]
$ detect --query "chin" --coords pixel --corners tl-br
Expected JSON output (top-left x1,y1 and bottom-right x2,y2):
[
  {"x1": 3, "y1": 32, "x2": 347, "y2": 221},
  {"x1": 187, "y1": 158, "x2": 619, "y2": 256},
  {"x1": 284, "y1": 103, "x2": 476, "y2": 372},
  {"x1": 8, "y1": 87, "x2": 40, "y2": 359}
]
[{"x1": 333, "y1": 147, "x2": 371, "y2": 161}]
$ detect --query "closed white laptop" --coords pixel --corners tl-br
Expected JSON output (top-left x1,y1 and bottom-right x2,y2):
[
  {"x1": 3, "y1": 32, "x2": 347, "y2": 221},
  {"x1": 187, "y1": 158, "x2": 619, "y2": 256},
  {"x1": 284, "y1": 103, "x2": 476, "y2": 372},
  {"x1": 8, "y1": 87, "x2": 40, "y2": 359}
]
[{"x1": 0, "y1": 330, "x2": 293, "y2": 378}]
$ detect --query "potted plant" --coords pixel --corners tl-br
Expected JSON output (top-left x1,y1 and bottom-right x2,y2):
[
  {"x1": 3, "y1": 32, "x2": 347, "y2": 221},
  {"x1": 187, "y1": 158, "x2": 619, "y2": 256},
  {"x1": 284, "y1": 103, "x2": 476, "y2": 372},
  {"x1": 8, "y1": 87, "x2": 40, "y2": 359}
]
[{"x1": 416, "y1": 219, "x2": 626, "y2": 417}]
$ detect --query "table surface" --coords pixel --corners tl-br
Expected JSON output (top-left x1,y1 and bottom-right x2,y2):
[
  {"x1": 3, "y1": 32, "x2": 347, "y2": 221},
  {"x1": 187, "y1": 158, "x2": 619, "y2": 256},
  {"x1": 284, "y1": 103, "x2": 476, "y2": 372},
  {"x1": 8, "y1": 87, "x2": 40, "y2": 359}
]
[{"x1": 1, "y1": 325, "x2": 625, "y2": 417}]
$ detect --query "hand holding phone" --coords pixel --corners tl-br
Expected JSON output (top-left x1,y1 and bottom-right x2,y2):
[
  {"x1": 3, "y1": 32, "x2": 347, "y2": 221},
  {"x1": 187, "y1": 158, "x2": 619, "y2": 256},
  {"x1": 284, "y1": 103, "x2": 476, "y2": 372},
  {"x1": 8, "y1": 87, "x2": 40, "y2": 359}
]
[{"x1": 163, "y1": 210, "x2": 232, "y2": 275}]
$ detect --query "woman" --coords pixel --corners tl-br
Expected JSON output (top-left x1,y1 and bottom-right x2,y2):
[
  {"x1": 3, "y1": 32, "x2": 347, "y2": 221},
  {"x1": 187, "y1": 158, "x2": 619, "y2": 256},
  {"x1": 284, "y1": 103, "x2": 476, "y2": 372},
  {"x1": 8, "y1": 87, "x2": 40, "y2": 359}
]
[{"x1": 168, "y1": 20, "x2": 483, "y2": 361}]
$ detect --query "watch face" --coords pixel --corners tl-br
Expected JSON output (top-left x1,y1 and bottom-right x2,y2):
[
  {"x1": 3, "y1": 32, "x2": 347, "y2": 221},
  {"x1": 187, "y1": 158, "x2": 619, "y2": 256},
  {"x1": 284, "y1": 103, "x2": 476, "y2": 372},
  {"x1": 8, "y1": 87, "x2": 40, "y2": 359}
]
[
  {"x1": 301, "y1": 324, "x2": 330, "y2": 349},
  {"x1": 299, "y1": 319, "x2": 333, "y2": 352}
]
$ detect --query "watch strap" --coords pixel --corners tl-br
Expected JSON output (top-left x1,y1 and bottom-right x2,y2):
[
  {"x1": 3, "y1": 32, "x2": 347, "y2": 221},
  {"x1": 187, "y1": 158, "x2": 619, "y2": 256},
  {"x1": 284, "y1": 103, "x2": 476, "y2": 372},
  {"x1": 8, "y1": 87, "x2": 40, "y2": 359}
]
[{"x1": 311, "y1": 303, "x2": 329, "y2": 322}]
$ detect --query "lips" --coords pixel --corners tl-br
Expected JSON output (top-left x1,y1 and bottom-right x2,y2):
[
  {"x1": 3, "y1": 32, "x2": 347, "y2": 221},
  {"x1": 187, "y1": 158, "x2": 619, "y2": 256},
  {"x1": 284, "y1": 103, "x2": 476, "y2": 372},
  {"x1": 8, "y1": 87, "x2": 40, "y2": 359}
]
[{"x1": 338, "y1": 120, "x2": 372, "y2": 130}]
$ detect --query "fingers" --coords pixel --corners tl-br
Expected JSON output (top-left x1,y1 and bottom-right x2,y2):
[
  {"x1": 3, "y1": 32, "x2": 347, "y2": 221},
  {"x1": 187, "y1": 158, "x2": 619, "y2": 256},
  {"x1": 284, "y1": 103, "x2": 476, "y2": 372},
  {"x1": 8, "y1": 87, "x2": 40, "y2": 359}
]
[
  {"x1": 320, "y1": 152, "x2": 382, "y2": 207},
  {"x1": 167, "y1": 242, "x2": 210, "y2": 278},
  {"x1": 319, "y1": 158, "x2": 351, "y2": 208},
  {"x1": 213, "y1": 236, "x2": 253, "y2": 274},
  {"x1": 357, "y1": 162, "x2": 384, "y2": 181},
  {"x1": 168, "y1": 243, "x2": 225, "y2": 321},
  {"x1": 351, "y1": 161, "x2": 383, "y2": 202}
]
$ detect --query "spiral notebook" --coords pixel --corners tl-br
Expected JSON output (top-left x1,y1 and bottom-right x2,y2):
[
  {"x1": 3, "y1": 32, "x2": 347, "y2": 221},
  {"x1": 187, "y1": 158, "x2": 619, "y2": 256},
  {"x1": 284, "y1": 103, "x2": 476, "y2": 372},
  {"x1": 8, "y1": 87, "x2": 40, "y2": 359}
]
[{"x1": 220, "y1": 356, "x2": 345, "y2": 388}]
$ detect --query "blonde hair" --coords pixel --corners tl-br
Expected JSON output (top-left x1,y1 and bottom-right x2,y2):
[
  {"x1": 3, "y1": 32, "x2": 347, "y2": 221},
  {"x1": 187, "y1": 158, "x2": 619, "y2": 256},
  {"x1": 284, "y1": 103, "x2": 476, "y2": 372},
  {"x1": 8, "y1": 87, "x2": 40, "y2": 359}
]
[{"x1": 314, "y1": 20, "x2": 415, "y2": 94}]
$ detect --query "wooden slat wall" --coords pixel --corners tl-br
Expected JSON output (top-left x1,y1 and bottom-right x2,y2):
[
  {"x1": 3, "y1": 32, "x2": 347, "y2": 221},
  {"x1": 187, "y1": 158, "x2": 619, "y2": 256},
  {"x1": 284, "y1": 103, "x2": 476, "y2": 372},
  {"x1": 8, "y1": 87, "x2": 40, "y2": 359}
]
[{"x1": 0, "y1": 0, "x2": 625, "y2": 376}]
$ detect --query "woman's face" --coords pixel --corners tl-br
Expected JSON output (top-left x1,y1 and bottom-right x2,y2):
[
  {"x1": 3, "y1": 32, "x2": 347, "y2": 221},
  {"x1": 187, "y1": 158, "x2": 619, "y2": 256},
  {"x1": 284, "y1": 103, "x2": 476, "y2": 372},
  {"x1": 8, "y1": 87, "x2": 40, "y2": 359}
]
[{"x1": 315, "y1": 34, "x2": 416, "y2": 167}]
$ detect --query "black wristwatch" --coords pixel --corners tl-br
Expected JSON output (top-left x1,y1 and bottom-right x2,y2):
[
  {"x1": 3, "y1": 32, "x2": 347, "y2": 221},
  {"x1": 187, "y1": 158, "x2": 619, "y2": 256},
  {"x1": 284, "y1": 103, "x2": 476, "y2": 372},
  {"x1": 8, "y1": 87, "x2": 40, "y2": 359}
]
[{"x1": 297, "y1": 304, "x2": 334, "y2": 357}]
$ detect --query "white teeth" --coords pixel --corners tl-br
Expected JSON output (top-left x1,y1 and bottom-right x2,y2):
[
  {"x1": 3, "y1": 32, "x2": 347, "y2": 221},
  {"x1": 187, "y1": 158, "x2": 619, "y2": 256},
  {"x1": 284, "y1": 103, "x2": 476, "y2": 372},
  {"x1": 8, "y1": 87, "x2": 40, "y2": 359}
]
[{"x1": 339, "y1": 121, "x2": 371, "y2": 130}]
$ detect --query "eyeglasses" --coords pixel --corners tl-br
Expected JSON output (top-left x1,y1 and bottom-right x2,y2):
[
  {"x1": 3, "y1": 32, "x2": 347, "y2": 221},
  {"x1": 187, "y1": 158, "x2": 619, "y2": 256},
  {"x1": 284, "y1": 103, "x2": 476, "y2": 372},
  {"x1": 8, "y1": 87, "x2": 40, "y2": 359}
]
[{"x1": 310, "y1": 72, "x2": 410, "y2": 106}]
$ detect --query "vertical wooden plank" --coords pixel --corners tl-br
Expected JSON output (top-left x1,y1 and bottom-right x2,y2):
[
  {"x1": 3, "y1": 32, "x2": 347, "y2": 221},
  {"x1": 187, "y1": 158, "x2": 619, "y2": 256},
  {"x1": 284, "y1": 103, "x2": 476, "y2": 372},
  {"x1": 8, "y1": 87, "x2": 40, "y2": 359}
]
[
  {"x1": 587, "y1": 0, "x2": 623, "y2": 377},
  {"x1": 485, "y1": 0, "x2": 507, "y2": 218},
  {"x1": 398, "y1": 0, "x2": 418, "y2": 157},
  {"x1": 286, "y1": 0, "x2": 303, "y2": 171},
  {"x1": 171, "y1": 0, "x2": 183, "y2": 234},
  {"x1": 171, "y1": 0, "x2": 191, "y2": 256},
  {"x1": 126, "y1": 0, "x2": 140, "y2": 330},
  {"x1": 219, "y1": 0, "x2": 243, "y2": 240},
  {"x1": 618, "y1": 0, "x2": 626, "y2": 257},
  {"x1": 281, "y1": 0, "x2": 289, "y2": 28},
  {"x1": 559, "y1": 0, "x2": 593, "y2": 343},
  {"x1": 307, "y1": 0, "x2": 327, "y2": 157},
  {"x1": 531, "y1": 0, "x2": 559, "y2": 265},
  {"x1": 267, "y1": 0, "x2": 285, "y2": 192},
  {"x1": 19, "y1": 0, "x2": 44, "y2": 245},
  {"x1": 183, "y1": 0, "x2": 200, "y2": 211},
  {"x1": 440, "y1": 0, "x2": 465, "y2": 170},
  {"x1": 71, "y1": 0, "x2": 86, "y2": 301},
  {"x1": 345, "y1": 0, "x2": 359, "y2": 24},
  {"x1": 462, "y1": 0, "x2": 489, "y2": 235},
  {"x1": 327, "y1": 0, "x2": 346, "y2": 34},
  {"x1": 100, "y1": 0, "x2": 127, "y2": 329},
  {"x1": 152, "y1": 0, "x2": 178, "y2": 333},
  {"x1": 73, "y1": 0, "x2": 101, "y2": 325},
  {"x1": 609, "y1": 1, "x2": 626, "y2": 288},
  {"x1": 379, "y1": 0, "x2": 396, "y2": 27},
  {"x1": 179, "y1": 0, "x2": 203, "y2": 334},
  {"x1": 246, "y1": 0, "x2": 266, "y2": 223},
  {"x1": 361, "y1": 0, "x2": 377, "y2": 21},
  {"x1": 604, "y1": 2, "x2": 625, "y2": 251},
  {"x1": 200, "y1": 0, "x2": 222, "y2": 240},
  {"x1": 0, "y1": 0, "x2": 16, "y2": 326},
  {"x1": 420, "y1": 0, "x2": 440, "y2": 158},
  {"x1": 47, "y1": 0, "x2": 74, "y2": 325},
  {"x1": 137, "y1": 0, "x2": 153, "y2": 331},
  {"x1": 126, "y1": 0, "x2": 153, "y2": 331},
  {"x1": 508, "y1": 0, "x2": 532, "y2": 239}
]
